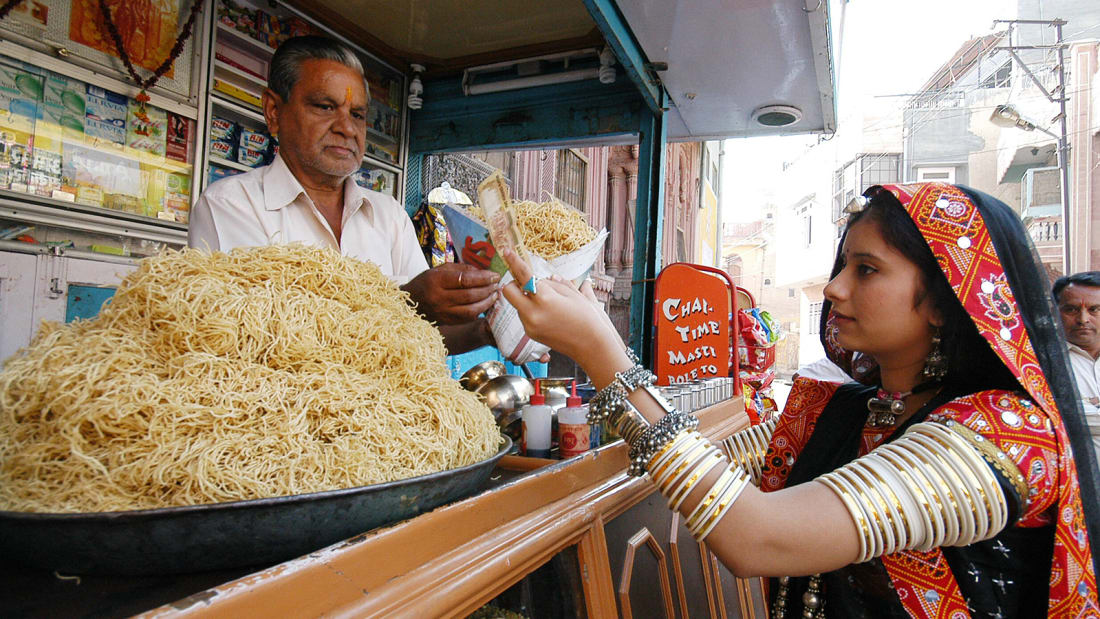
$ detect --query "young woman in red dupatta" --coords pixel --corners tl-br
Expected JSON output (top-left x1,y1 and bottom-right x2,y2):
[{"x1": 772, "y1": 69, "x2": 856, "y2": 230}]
[{"x1": 500, "y1": 182, "x2": 1100, "y2": 618}]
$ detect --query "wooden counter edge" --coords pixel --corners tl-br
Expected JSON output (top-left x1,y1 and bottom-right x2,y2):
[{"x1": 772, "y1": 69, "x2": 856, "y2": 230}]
[{"x1": 142, "y1": 400, "x2": 749, "y2": 618}]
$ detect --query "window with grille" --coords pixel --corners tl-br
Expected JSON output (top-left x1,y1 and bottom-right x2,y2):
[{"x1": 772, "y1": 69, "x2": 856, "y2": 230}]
[
  {"x1": 833, "y1": 154, "x2": 901, "y2": 221},
  {"x1": 980, "y1": 61, "x2": 1012, "y2": 89},
  {"x1": 860, "y1": 154, "x2": 901, "y2": 186},
  {"x1": 808, "y1": 301, "x2": 823, "y2": 335},
  {"x1": 555, "y1": 149, "x2": 587, "y2": 212}
]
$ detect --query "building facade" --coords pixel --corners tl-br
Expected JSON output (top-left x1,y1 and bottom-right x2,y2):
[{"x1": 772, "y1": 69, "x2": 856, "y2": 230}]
[{"x1": 425, "y1": 140, "x2": 722, "y2": 377}]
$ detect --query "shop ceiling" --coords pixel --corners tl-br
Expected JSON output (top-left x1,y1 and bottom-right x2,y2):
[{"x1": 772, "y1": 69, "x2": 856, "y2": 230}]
[{"x1": 290, "y1": 0, "x2": 836, "y2": 140}]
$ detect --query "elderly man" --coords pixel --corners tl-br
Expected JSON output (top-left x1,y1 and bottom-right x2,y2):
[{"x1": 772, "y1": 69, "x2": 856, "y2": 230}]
[
  {"x1": 189, "y1": 36, "x2": 495, "y2": 354},
  {"x1": 1054, "y1": 271, "x2": 1100, "y2": 461}
]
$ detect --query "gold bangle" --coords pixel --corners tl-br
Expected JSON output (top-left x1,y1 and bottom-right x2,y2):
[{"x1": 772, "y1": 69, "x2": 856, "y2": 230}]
[
  {"x1": 686, "y1": 468, "x2": 737, "y2": 531},
  {"x1": 880, "y1": 444, "x2": 950, "y2": 549},
  {"x1": 844, "y1": 462, "x2": 901, "y2": 555},
  {"x1": 916, "y1": 423, "x2": 1008, "y2": 533},
  {"x1": 648, "y1": 431, "x2": 700, "y2": 484},
  {"x1": 817, "y1": 473, "x2": 872, "y2": 562},
  {"x1": 652, "y1": 434, "x2": 712, "y2": 490},
  {"x1": 908, "y1": 430, "x2": 998, "y2": 541},
  {"x1": 902, "y1": 433, "x2": 972, "y2": 545},
  {"x1": 861, "y1": 453, "x2": 917, "y2": 551},
  {"x1": 940, "y1": 419, "x2": 1027, "y2": 505},
  {"x1": 906, "y1": 433, "x2": 984, "y2": 542},
  {"x1": 653, "y1": 440, "x2": 712, "y2": 494},
  {"x1": 833, "y1": 467, "x2": 887, "y2": 559},
  {"x1": 667, "y1": 451, "x2": 726, "y2": 511},
  {"x1": 692, "y1": 470, "x2": 750, "y2": 540}
]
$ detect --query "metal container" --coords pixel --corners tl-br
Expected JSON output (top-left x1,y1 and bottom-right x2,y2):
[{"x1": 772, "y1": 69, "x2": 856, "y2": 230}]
[
  {"x1": 476, "y1": 374, "x2": 534, "y2": 428},
  {"x1": 459, "y1": 360, "x2": 507, "y2": 392},
  {"x1": 0, "y1": 437, "x2": 512, "y2": 575},
  {"x1": 538, "y1": 377, "x2": 574, "y2": 410}
]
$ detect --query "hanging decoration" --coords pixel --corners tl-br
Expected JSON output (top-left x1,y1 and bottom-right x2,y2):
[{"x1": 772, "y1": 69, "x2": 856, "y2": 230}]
[
  {"x1": 0, "y1": 0, "x2": 25, "y2": 22},
  {"x1": 97, "y1": 0, "x2": 205, "y2": 105}
]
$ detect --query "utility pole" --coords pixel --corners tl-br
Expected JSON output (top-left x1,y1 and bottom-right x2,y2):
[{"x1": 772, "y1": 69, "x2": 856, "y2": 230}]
[{"x1": 994, "y1": 18, "x2": 1071, "y2": 274}]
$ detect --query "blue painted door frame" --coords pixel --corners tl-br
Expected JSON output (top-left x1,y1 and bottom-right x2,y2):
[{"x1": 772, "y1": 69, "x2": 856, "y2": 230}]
[
  {"x1": 405, "y1": 0, "x2": 667, "y2": 362},
  {"x1": 630, "y1": 96, "x2": 666, "y2": 365}
]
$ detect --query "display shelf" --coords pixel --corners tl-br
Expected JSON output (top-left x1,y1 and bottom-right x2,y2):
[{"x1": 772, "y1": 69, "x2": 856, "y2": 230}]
[
  {"x1": 214, "y1": 59, "x2": 268, "y2": 91},
  {"x1": 211, "y1": 94, "x2": 266, "y2": 125},
  {"x1": 0, "y1": 191, "x2": 187, "y2": 245},
  {"x1": 209, "y1": 156, "x2": 254, "y2": 173},
  {"x1": 215, "y1": 22, "x2": 277, "y2": 58},
  {"x1": 367, "y1": 126, "x2": 397, "y2": 143},
  {"x1": 362, "y1": 154, "x2": 402, "y2": 175}
]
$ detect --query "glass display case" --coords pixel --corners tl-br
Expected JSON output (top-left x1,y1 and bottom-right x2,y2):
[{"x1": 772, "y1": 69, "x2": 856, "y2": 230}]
[{"x1": 0, "y1": 53, "x2": 195, "y2": 225}]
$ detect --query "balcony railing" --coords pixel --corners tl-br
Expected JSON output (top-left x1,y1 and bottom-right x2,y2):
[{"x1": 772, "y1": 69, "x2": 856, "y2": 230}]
[{"x1": 1028, "y1": 218, "x2": 1062, "y2": 243}]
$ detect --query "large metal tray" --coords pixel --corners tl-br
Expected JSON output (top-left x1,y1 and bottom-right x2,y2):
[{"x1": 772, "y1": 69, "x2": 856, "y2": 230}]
[{"x1": 0, "y1": 436, "x2": 510, "y2": 576}]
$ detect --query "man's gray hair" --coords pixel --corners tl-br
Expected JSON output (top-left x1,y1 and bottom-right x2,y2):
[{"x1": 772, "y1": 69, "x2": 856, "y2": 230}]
[{"x1": 268, "y1": 35, "x2": 367, "y2": 102}]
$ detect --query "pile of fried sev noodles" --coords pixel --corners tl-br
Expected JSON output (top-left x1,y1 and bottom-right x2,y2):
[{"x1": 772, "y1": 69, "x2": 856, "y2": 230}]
[
  {"x1": 469, "y1": 196, "x2": 597, "y2": 260},
  {"x1": 0, "y1": 245, "x2": 500, "y2": 513}
]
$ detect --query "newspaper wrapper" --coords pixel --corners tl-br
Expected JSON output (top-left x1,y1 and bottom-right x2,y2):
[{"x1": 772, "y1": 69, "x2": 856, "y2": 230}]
[{"x1": 442, "y1": 203, "x2": 609, "y2": 363}]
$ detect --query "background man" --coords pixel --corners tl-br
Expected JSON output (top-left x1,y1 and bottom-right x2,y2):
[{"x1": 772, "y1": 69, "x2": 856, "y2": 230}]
[
  {"x1": 190, "y1": 36, "x2": 495, "y2": 354},
  {"x1": 1053, "y1": 271, "x2": 1100, "y2": 462}
]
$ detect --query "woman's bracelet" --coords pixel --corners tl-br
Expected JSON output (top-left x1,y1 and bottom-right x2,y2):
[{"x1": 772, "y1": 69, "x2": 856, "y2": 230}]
[
  {"x1": 816, "y1": 420, "x2": 1013, "y2": 562},
  {"x1": 628, "y1": 410, "x2": 700, "y2": 476},
  {"x1": 587, "y1": 359, "x2": 698, "y2": 477}
]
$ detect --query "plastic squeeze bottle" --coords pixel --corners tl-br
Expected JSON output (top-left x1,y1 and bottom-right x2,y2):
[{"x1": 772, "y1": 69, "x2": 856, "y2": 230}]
[
  {"x1": 558, "y1": 382, "x2": 590, "y2": 459},
  {"x1": 521, "y1": 379, "x2": 553, "y2": 458}
]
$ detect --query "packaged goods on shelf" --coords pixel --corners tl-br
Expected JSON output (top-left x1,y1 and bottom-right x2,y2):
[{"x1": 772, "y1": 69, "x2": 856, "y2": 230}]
[
  {"x1": 166, "y1": 113, "x2": 191, "y2": 163},
  {"x1": 0, "y1": 132, "x2": 33, "y2": 191},
  {"x1": 218, "y1": 0, "x2": 256, "y2": 37},
  {"x1": 210, "y1": 116, "x2": 239, "y2": 160},
  {"x1": 210, "y1": 139, "x2": 236, "y2": 161},
  {"x1": 85, "y1": 85, "x2": 126, "y2": 146},
  {"x1": 209, "y1": 164, "x2": 245, "y2": 184},
  {"x1": 218, "y1": 0, "x2": 315, "y2": 49},
  {"x1": 237, "y1": 145, "x2": 265, "y2": 167},
  {"x1": 214, "y1": 35, "x2": 269, "y2": 81},
  {"x1": 163, "y1": 171, "x2": 191, "y2": 223},
  {"x1": 239, "y1": 127, "x2": 269, "y2": 152},
  {"x1": 0, "y1": 63, "x2": 41, "y2": 134},
  {"x1": 126, "y1": 99, "x2": 167, "y2": 157},
  {"x1": 354, "y1": 166, "x2": 395, "y2": 195},
  {"x1": 37, "y1": 73, "x2": 84, "y2": 151},
  {"x1": 210, "y1": 116, "x2": 239, "y2": 142}
]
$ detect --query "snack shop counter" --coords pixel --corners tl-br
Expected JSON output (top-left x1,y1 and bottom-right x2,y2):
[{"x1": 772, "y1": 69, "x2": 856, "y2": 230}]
[{"x1": 3, "y1": 399, "x2": 763, "y2": 618}]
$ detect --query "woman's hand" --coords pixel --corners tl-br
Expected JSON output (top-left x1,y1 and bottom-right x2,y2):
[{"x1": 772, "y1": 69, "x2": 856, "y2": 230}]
[{"x1": 500, "y1": 249, "x2": 627, "y2": 379}]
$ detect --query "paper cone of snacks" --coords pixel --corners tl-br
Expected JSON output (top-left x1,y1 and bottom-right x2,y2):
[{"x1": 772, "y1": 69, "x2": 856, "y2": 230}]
[{"x1": 442, "y1": 172, "x2": 608, "y2": 363}]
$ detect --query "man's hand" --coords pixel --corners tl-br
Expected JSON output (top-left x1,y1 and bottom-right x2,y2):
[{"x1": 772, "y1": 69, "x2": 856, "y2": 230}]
[{"x1": 402, "y1": 263, "x2": 500, "y2": 325}]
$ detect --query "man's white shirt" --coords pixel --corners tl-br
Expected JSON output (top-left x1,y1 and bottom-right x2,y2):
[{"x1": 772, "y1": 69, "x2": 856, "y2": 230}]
[
  {"x1": 188, "y1": 154, "x2": 428, "y2": 285},
  {"x1": 1066, "y1": 343, "x2": 1100, "y2": 461}
]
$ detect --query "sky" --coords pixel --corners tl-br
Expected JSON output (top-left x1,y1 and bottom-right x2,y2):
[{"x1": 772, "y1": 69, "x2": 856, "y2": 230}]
[{"x1": 721, "y1": 0, "x2": 1017, "y2": 222}]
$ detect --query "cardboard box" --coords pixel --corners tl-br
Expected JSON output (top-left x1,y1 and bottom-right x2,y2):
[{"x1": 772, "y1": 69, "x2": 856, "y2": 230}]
[
  {"x1": 37, "y1": 72, "x2": 85, "y2": 154},
  {"x1": 166, "y1": 113, "x2": 191, "y2": 163},
  {"x1": 126, "y1": 99, "x2": 167, "y2": 157},
  {"x1": 0, "y1": 63, "x2": 42, "y2": 135},
  {"x1": 85, "y1": 85, "x2": 127, "y2": 146}
]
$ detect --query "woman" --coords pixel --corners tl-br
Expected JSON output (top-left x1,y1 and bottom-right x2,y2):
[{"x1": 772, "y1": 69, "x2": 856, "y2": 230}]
[{"x1": 501, "y1": 183, "x2": 1100, "y2": 617}]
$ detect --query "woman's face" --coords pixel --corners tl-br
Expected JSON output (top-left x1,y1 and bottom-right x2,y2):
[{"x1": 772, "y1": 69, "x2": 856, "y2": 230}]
[{"x1": 823, "y1": 217, "x2": 941, "y2": 367}]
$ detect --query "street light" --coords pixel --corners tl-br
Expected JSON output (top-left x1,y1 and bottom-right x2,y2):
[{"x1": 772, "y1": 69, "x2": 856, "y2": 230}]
[
  {"x1": 989, "y1": 103, "x2": 1072, "y2": 274},
  {"x1": 990, "y1": 104, "x2": 1058, "y2": 138}
]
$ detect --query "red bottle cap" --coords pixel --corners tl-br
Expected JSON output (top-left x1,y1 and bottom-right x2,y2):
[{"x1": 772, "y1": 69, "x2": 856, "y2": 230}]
[
  {"x1": 566, "y1": 380, "x2": 581, "y2": 407},
  {"x1": 530, "y1": 378, "x2": 545, "y2": 405}
]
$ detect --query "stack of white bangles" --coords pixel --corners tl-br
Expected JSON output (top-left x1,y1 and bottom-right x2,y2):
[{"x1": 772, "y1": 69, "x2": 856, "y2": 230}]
[
  {"x1": 817, "y1": 420, "x2": 1014, "y2": 562},
  {"x1": 647, "y1": 430, "x2": 751, "y2": 541}
]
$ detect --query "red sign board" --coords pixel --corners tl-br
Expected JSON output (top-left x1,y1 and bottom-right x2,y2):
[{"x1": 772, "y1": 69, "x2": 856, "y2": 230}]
[{"x1": 652, "y1": 263, "x2": 733, "y2": 385}]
